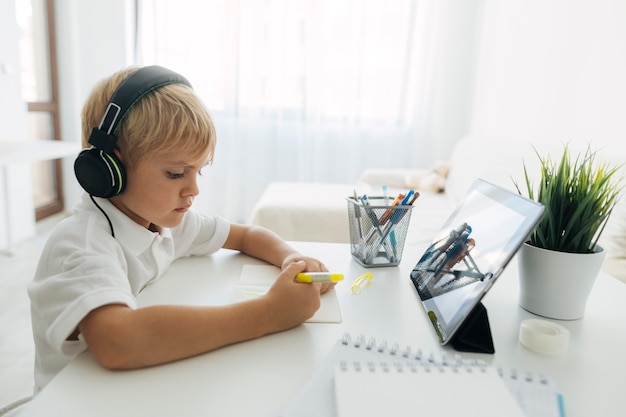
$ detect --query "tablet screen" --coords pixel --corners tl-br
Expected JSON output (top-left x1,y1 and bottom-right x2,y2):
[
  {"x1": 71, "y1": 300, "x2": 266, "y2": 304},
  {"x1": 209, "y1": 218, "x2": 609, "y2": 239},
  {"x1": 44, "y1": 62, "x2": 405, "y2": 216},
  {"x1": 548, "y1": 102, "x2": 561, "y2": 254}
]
[{"x1": 410, "y1": 179, "x2": 544, "y2": 345}]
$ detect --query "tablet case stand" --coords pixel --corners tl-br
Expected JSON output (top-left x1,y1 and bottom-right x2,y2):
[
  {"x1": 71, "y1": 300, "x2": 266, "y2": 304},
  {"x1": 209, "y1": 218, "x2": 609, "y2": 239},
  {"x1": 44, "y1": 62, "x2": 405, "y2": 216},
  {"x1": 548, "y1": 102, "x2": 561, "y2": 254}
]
[{"x1": 450, "y1": 302, "x2": 495, "y2": 354}]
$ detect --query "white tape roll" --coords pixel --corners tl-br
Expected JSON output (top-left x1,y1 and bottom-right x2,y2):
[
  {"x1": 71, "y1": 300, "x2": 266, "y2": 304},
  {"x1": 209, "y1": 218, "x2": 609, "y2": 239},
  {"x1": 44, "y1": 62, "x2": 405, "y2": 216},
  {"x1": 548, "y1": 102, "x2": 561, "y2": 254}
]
[{"x1": 519, "y1": 319, "x2": 570, "y2": 354}]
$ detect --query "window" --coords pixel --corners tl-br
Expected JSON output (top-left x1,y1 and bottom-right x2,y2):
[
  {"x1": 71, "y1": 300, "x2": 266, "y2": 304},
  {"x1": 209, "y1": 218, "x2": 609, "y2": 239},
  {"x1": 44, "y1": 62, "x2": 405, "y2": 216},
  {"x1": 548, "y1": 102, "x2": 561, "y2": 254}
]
[
  {"x1": 15, "y1": 0, "x2": 64, "y2": 220},
  {"x1": 138, "y1": 0, "x2": 418, "y2": 123}
]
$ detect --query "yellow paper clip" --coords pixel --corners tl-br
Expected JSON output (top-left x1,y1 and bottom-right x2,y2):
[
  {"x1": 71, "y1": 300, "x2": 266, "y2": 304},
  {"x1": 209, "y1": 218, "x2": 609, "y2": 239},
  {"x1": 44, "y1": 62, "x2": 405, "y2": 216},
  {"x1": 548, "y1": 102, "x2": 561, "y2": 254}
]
[{"x1": 351, "y1": 272, "x2": 373, "y2": 294}]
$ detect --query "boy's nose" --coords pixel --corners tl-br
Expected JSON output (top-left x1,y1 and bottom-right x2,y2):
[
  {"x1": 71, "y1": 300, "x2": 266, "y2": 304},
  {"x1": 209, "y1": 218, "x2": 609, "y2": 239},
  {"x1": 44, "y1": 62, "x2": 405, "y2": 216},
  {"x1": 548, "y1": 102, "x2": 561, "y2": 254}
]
[{"x1": 184, "y1": 177, "x2": 200, "y2": 197}]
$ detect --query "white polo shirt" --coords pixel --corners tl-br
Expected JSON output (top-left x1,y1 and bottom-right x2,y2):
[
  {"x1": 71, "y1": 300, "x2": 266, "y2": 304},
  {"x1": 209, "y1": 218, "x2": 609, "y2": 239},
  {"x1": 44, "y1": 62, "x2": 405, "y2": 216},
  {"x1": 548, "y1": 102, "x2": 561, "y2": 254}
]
[{"x1": 28, "y1": 193, "x2": 230, "y2": 392}]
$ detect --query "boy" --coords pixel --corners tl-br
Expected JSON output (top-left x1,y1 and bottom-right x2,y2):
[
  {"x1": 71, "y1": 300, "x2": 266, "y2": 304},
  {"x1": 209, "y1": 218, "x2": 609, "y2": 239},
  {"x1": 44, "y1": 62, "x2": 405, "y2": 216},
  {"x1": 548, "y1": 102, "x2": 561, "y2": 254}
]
[{"x1": 28, "y1": 66, "x2": 334, "y2": 392}]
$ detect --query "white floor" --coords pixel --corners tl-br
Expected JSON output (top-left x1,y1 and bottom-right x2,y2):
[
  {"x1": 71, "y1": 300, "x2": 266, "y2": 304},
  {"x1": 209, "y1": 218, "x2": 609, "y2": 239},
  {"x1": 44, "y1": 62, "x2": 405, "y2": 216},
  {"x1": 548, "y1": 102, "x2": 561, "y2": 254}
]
[{"x1": 0, "y1": 213, "x2": 66, "y2": 410}]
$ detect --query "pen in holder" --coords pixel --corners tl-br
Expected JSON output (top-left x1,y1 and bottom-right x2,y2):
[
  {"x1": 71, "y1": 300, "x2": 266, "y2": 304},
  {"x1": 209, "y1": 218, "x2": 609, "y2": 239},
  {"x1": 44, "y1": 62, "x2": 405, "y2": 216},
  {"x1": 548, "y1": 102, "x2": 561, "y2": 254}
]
[{"x1": 346, "y1": 196, "x2": 413, "y2": 267}]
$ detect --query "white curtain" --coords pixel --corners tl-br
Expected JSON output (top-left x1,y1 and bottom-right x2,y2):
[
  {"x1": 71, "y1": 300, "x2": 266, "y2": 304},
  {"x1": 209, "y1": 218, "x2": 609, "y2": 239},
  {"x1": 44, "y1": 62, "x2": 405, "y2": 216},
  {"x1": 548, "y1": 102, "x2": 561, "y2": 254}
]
[{"x1": 136, "y1": 0, "x2": 479, "y2": 222}]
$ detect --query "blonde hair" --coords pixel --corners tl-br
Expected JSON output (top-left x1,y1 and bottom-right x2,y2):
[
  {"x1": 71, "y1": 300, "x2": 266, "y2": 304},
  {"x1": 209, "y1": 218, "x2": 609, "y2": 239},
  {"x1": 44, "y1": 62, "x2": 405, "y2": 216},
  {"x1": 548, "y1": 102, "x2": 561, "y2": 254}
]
[{"x1": 81, "y1": 66, "x2": 216, "y2": 169}]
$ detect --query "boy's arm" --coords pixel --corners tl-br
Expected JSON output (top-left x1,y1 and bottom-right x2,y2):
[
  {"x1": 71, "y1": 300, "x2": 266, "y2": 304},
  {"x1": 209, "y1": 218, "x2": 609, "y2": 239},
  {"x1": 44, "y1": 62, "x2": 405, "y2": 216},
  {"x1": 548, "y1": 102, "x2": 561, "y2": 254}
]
[
  {"x1": 222, "y1": 224, "x2": 310, "y2": 268},
  {"x1": 79, "y1": 261, "x2": 319, "y2": 370}
]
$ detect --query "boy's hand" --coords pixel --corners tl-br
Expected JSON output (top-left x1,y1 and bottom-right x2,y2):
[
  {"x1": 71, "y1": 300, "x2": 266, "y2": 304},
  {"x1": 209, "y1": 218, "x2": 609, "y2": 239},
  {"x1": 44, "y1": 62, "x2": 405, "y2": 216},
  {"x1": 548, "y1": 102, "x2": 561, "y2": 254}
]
[
  {"x1": 280, "y1": 253, "x2": 326, "y2": 272},
  {"x1": 280, "y1": 254, "x2": 336, "y2": 294},
  {"x1": 261, "y1": 261, "x2": 323, "y2": 330}
]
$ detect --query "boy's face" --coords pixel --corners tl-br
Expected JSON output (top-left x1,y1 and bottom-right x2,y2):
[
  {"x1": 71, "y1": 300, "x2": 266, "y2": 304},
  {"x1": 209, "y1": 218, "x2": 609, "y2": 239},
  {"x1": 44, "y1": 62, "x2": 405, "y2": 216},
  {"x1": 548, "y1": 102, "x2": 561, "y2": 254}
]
[{"x1": 110, "y1": 147, "x2": 210, "y2": 230}]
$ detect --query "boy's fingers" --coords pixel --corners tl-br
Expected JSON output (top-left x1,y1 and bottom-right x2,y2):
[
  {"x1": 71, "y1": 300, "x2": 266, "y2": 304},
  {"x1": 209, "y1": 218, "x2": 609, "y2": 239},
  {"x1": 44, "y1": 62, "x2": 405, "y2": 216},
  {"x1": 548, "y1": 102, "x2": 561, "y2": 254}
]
[
  {"x1": 279, "y1": 261, "x2": 307, "y2": 281},
  {"x1": 290, "y1": 260, "x2": 307, "y2": 272}
]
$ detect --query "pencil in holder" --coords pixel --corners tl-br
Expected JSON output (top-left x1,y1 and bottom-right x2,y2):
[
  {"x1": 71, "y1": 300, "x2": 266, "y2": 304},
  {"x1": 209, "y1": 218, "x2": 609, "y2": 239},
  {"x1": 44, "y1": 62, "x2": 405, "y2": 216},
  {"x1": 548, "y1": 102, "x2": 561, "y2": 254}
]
[{"x1": 346, "y1": 196, "x2": 413, "y2": 267}]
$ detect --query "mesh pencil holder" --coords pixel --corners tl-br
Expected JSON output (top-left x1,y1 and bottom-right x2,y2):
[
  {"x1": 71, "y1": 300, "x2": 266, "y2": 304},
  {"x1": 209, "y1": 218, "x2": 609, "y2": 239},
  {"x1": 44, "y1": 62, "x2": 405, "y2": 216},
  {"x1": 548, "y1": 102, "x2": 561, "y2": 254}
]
[{"x1": 346, "y1": 196, "x2": 413, "y2": 267}]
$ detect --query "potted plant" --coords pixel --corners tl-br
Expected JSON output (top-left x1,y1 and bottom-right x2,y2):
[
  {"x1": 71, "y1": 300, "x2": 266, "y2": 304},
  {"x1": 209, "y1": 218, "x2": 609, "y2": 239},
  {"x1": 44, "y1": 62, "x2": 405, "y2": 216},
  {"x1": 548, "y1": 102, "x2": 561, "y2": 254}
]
[{"x1": 514, "y1": 144, "x2": 623, "y2": 320}]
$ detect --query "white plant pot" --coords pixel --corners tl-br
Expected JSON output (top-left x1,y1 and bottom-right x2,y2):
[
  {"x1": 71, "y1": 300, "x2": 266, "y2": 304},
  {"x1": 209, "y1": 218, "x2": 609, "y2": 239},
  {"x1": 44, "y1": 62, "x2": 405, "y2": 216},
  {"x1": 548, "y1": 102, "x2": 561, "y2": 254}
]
[{"x1": 517, "y1": 242, "x2": 605, "y2": 320}]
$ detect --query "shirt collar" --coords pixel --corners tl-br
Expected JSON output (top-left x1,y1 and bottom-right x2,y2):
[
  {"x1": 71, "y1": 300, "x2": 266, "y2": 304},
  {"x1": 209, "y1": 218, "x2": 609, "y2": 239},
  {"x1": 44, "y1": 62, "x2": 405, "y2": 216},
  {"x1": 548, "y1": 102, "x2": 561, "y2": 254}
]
[{"x1": 83, "y1": 194, "x2": 173, "y2": 256}]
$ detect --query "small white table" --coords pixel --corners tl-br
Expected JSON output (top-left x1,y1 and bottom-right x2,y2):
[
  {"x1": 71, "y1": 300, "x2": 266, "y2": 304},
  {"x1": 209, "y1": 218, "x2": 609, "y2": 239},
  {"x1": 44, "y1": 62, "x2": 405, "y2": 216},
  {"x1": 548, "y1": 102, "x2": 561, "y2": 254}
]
[
  {"x1": 16, "y1": 241, "x2": 626, "y2": 417},
  {"x1": 0, "y1": 140, "x2": 78, "y2": 252}
]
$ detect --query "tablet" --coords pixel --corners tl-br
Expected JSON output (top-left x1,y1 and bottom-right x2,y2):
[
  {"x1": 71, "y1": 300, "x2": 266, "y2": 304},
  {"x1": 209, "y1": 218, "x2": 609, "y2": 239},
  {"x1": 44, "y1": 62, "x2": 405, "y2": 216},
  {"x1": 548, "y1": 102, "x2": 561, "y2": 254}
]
[{"x1": 409, "y1": 179, "x2": 544, "y2": 346}]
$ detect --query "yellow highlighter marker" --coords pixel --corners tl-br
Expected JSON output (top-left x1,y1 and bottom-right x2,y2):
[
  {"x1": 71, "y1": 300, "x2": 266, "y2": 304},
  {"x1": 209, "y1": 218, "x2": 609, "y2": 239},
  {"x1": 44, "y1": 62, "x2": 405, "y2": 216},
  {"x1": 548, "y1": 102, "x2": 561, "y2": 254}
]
[{"x1": 295, "y1": 272, "x2": 344, "y2": 283}]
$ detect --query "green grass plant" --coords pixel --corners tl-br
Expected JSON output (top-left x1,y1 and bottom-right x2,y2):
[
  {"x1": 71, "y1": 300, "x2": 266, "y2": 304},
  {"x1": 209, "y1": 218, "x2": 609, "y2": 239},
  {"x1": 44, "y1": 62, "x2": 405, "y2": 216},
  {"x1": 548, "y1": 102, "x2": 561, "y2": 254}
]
[{"x1": 515, "y1": 145, "x2": 623, "y2": 254}]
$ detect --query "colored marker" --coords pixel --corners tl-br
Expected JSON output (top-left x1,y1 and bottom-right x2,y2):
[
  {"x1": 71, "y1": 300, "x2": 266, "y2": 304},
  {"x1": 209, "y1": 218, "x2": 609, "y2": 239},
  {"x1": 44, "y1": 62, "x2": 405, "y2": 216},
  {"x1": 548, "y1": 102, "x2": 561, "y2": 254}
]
[{"x1": 295, "y1": 272, "x2": 344, "y2": 283}]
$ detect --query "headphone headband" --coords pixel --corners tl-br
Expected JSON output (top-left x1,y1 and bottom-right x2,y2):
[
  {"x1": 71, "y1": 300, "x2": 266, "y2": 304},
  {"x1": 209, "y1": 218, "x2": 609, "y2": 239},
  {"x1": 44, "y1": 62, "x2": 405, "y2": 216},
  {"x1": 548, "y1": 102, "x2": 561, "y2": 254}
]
[{"x1": 89, "y1": 65, "x2": 192, "y2": 153}]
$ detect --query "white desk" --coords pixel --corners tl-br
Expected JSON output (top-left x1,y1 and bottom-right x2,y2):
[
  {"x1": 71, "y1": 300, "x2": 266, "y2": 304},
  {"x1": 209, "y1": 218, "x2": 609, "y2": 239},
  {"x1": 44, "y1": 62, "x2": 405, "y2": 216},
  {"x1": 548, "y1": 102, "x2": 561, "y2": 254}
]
[
  {"x1": 0, "y1": 140, "x2": 78, "y2": 252},
  {"x1": 17, "y1": 241, "x2": 626, "y2": 417}
]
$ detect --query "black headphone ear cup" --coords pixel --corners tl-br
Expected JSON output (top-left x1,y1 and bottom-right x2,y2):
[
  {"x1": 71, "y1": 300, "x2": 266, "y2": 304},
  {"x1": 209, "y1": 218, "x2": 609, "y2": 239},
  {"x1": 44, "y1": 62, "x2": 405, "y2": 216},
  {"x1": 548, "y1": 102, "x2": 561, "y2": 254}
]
[{"x1": 74, "y1": 148, "x2": 126, "y2": 198}]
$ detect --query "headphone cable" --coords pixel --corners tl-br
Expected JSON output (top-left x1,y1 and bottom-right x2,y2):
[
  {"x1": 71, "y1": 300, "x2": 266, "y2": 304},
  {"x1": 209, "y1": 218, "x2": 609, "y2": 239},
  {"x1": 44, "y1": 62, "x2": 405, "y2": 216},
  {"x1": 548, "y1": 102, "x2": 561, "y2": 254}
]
[{"x1": 89, "y1": 194, "x2": 115, "y2": 237}]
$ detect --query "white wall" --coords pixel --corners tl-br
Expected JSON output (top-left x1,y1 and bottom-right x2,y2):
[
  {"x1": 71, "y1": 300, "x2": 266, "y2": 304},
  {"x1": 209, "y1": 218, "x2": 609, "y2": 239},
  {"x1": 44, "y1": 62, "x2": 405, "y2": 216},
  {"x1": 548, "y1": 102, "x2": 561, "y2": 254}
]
[
  {"x1": 0, "y1": 0, "x2": 35, "y2": 249},
  {"x1": 470, "y1": 0, "x2": 626, "y2": 150}
]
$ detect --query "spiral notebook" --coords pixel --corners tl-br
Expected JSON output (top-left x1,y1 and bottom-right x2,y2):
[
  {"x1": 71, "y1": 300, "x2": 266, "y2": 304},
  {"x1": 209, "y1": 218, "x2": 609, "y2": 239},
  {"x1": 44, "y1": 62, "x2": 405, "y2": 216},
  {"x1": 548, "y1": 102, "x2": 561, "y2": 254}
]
[
  {"x1": 335, "y1": 361, "x2": 523, "y2": 417},
  {"x1": 280, "y1": 333, "x2": 565, "y2": 417}
]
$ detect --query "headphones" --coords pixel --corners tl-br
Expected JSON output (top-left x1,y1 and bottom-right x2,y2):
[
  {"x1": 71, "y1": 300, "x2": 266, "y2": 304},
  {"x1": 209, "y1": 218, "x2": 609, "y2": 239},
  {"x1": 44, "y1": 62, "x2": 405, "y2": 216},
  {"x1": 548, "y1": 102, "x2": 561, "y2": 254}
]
[{"x1": 74, "y1": 65, "x2": 192, "y2": 198}]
